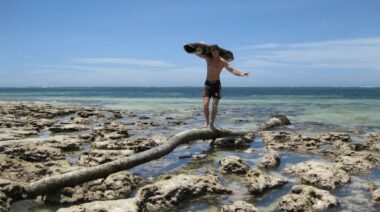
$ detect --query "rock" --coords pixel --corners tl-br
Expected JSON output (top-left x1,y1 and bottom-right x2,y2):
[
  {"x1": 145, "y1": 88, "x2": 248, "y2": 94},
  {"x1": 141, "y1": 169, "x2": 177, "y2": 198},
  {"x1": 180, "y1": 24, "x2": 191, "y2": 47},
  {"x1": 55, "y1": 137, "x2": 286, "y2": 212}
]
[
  {"x1": 57, "y1": 198, "x2": 138, "y2": 212},
  {"x1": 374, "y1": 188, "x2": 380, "y2": 202},
  {"x1": 0, "y1": 191, "x2": 8, "y2": 212},
  {"x1": 278, "y1": 185, "x2": 339, "y2": 211},
  {"x1": 284, "y1": 161, "x2": 350, "y2": 190},
  {"x1": 0, "y1": 178, "x2": 26, "y2": 202},
  {"x1": 335, "y1": 152, "x2": 380, "y2": 174},
  {"x1": 49, "y1": 124, "x2": 89, "y2": 133},
  {"x1": 220, "y1": 156, "x2": 249, "y2": 174},
  {"x1": 0, "y1": 154, "x2": 71, "y2": 182},
  {"x1": 258, "y1": 151, "x2": 280, "y2": 168},
  {"x1": 92, "y1": 121, "x2": 129, "y2": 140},
  {"x1": 1, "y1": 144, "x2": 65, "y2": 162},
  {"x1": 244, "y1": 148, "x2": 258, "y2": 154},
  {"x1": 191, "y1": 154, "x2": 207, "y2": 160},
  {"x1": 91, "y1": 137, "x2": 159, "y2": 153},
  {"x1": 77, "y1": 110, "x2": 98, "y2": 118},
  {"x1": 244, "y1": 169, "x2": 287, "y2": 195},
  {"x1": 259, "y1": 115, "x2": 291, "y2": 131},
  {"x1": 167, "y1": 119, "x2": 186, "y2": 125},
  {"x1": 259, "y1": 131, "x2": 323, "y2": 153},
  {"x1": 366, "y1": 133, "x2": 380, "y2": 151},
  {"x1": 71, "y1": 116, "x2": 93, "y2": 125},
  {"x1": 135, "y1": 174, "x2": 232, "y2": 211},
  {"x1": 318, "y1": 132, "x2": 351, "y2": 143},
  {"x1": 46, "y1": 136, "x2": 82, "y2": 151},
  {"x1": 212, "y1": 135, "x2": 254, "y2": 149},
  {"x1": 220, "y1": 201, "x2": 258, "y2": 212},
  {"x1": 134, "y1": 120, "x2": 160, "y2": 129},
  {"x1": 111, "y1": 111, "x2": 123, "y2": 119},
  {"x1": 46, "y1": 171, "x2": 140, "y2": 204},
  {"x1": 78, "y1": 149, "x2": 134, "y2": 166}
]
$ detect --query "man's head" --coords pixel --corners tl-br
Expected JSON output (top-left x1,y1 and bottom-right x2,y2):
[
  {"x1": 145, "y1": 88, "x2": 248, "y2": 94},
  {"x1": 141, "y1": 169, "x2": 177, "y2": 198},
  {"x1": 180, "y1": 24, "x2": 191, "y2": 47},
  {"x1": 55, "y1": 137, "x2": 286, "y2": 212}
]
[{"x1": 209, "y1": 45, "x2": 220, "y2": 58}]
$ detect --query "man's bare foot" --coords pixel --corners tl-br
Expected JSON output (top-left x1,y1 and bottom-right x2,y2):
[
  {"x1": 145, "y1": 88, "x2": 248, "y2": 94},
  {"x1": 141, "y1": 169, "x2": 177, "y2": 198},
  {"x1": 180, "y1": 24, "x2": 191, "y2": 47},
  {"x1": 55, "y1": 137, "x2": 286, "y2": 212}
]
[
  {"x1": 210, "y1": 124, "x2": 216, "y2": 130},
  {"x1": 203, "y1": 122, "x2": 209, "y2": 128}
]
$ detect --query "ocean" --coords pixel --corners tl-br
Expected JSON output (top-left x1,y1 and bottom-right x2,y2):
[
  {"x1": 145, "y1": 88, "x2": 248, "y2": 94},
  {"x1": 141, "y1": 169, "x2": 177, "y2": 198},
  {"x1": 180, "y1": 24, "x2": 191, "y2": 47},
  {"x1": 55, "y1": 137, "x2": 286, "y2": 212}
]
[{"x1": 1, "y1": 87, "x2": 380, "y2": 133}]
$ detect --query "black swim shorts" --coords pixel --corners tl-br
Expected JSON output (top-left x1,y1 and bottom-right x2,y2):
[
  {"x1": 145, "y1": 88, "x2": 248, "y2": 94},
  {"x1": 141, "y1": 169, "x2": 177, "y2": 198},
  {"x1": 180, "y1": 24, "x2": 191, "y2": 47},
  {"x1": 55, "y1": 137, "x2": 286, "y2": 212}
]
[{"x1": 203, "y1": 80, "x2": 221, "y2": 99}]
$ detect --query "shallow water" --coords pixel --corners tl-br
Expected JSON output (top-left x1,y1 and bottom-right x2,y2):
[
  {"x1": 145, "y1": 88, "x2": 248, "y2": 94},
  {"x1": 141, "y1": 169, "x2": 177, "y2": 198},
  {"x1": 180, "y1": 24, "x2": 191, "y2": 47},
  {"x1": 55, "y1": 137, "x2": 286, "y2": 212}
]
[{"x1": 2, "y1": 87, "x2": 380, "y2": 211}]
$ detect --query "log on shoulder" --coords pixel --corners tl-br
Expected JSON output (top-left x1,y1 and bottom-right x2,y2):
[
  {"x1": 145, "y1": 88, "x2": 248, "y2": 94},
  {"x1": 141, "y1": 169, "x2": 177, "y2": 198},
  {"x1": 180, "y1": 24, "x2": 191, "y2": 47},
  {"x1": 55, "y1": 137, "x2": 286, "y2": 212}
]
[{"x1": 27, "y1": 128, "x2": 250, "y2": 197}]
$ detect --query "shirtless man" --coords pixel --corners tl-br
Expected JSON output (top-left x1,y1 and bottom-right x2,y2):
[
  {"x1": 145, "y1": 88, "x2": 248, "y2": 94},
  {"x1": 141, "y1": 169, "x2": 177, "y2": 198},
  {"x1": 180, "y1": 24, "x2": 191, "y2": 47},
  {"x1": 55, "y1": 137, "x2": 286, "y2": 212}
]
[{"x1": 196, "y1": 45, "x2": 249, "y2": 129}]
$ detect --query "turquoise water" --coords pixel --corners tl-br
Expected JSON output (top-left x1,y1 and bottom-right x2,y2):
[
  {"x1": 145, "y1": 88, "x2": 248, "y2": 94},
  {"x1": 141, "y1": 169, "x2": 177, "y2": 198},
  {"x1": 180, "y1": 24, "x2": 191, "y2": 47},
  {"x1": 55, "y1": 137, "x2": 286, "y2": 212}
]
[
  {"x1": 1, "y1": 87, "x2": 379, "y2": 133},
  {"x1": 3, "y1": 87, "x2": 380, "y2": 211}
]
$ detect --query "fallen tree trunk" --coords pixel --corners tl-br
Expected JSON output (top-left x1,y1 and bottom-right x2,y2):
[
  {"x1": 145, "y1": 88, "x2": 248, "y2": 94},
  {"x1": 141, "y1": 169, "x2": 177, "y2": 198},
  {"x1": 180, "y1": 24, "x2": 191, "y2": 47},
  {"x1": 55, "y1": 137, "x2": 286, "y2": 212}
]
[{"x1": 27, "y1": 128, "x2": 250, "y2": 197}]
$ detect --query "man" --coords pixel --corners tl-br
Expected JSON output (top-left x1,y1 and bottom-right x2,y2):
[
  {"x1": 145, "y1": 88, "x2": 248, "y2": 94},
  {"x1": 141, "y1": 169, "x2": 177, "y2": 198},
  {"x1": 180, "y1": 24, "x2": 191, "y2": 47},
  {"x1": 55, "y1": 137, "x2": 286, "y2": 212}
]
[{"x1": 196, "y1": 45, "x2": 250, "y2": 129}]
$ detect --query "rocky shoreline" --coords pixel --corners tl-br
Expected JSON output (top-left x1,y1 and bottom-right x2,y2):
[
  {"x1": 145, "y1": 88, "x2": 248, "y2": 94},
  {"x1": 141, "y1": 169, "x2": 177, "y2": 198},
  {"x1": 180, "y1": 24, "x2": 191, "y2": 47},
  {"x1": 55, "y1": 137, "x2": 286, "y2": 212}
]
[{"x1": 0, "y1": 102, "x2": 379, "y2": 211}]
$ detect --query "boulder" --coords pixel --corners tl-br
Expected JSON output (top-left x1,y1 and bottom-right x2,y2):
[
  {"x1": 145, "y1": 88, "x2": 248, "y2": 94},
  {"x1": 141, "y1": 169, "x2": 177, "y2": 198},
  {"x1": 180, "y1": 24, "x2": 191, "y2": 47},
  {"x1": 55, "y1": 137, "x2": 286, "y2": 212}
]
[
  {"x1": 244, "y1": 169, "x2": 287, "y2": 195},
  {"x1": 259, "y1": 131, "x2": 323, "y2": 153},
  {"x1": 366, "y1": 133, "x2": 380, "y2": 151},
  {"x1": 135, "y1": 174, "x2": 231, "y2": 211},
  {"x1": 259, "y1": 115, "x2": 291, "y2": 131},
  {"x1": 335, "y1": 152, "x2": 380, "y2": 174},
  {"x1": 1, "y1": 144, "x2": 64, "y2": 162},
  {"x1": 220, "y1": 201, "x2": 258, "y2": 212},
  {"x1": 212, "y1": 134, "x2": 254, "y2": 149},
  {"x1": 57, "y1": 198, "x2": 138, "y2": 212},
  {"x1": 283, "y1": 161, "x2": 350, "y2": 190},
  {"x1": 258, "y1": 150, "x2": 280, "y2": 168},
  {"x1": 220, "y1": 156, "x2": 249, "y2": 174},
  {"x1": 374, "y1": 188, "x2": 380, "y2": 202},
  {"x1": 278, "y1": 185, "x2": 339, "y2": 211}
]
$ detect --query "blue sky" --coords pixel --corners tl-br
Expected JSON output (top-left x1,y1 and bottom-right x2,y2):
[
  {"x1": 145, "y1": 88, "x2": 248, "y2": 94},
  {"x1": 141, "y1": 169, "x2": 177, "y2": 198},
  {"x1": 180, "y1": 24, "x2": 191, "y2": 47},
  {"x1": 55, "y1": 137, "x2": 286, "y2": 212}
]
[{"x1": 1, "y1": 0, "x2": 380, "y2": 87}]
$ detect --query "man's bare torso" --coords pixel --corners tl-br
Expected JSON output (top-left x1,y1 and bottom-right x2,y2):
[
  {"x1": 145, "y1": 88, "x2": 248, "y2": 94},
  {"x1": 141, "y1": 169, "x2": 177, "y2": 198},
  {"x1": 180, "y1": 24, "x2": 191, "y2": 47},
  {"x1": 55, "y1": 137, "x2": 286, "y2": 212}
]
[{"x1": 205, "y1": 57, "x2": 225, "y2": 81}]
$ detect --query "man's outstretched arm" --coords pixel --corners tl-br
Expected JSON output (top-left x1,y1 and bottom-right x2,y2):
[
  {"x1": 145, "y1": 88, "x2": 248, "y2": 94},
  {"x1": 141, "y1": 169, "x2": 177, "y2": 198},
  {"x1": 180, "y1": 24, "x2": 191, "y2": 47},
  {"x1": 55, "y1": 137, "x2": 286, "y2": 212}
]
[{"x1": 224, "y1": 62, "x2": 250, "y2": 77}]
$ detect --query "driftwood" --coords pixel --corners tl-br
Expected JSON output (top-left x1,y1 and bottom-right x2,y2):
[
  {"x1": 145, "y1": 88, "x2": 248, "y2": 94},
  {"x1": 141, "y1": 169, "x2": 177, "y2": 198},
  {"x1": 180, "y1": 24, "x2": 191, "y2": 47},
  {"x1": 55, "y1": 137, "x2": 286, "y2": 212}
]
[{"x1": 26, "y1": 128, "x2": 250, "y2": 197}]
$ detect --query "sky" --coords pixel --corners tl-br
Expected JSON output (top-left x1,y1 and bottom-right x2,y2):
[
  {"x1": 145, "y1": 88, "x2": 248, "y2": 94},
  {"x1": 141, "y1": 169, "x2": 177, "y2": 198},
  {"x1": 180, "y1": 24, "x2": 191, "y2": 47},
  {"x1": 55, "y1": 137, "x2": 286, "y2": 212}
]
[{"x1": 1, "y1": 0, "x2": 380, "y2": 87}]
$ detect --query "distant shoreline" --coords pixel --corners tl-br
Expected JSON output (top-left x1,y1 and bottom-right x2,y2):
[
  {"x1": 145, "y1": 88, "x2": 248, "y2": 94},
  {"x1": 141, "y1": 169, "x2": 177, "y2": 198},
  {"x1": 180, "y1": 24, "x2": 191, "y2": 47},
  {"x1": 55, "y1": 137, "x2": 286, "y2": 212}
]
[{"x1": 0, "y1": 86, "x2": 379, "y2": 89}]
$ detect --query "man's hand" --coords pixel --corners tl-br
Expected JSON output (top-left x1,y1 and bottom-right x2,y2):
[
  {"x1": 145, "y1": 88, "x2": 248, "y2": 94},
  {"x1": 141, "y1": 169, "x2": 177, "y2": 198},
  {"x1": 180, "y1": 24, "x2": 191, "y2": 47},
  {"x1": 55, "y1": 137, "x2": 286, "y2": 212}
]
[{"x1": 241, "y1": 72, "x2": 250, "y2": 77}]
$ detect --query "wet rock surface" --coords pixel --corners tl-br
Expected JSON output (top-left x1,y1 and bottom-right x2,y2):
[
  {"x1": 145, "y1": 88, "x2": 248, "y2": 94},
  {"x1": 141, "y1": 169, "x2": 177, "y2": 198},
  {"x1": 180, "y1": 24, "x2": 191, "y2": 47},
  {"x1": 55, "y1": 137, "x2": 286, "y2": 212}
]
[
  {"x1": 366, "y1": 133, "x2": 380, "y2": 151},
  {"x1": 258, "y1": 150, "x2": 280, "y2": 168},
  {"x1": 1, "y1": 102, "x2": 380, "y2": 211},
  {"x1": 56, "y1": 198, "x2": 138, "y2": 212},
  {"x1": 0, "y1": 179, "x2": 26, "y2": 211},
  {"x1": 220, "y1": 200, "x2": 258, "y2": 212},
  {"x1": 335, "y1": 152, "x2": 380, "y2": 174},
  {"x1": 220, "y1": 156, "x2": 250, "y2": 174},
  {"x1": 374, "y1": 188, "x2": 380, "y2": 202},
  {"x1": 1, "y1": 144, "x2": 65, "y2": 162},
  {"x1": 259, "y1": 114, "x2": 291, "y2": 131},
  {"x1": 318, "y1": 132, "x2": 351, "y2": 143},
  {"x1": 49, "y1": 123, "x2": 89, "y2": 133},
  {"x1": 284, "y1": 161, "x2": 350, "y2": 190},
  {"x1": 212, "y1": 134, "x2": 255, "y2": 149},
  {"x1": 278, "y1": 185, "x2": 339, "y2": 211},
  {"x1": 259, "y1": 131, "x2": 323, "y2": 154},
  {"x1": 45, "y1": 171, "x2": 140, "y2": 204},
  {"x1": 135, "y1": 174, "x2": 232, "y2": 211},
  {"x1": 244, "y1": 169, "x2": 287, "y2": 195}
]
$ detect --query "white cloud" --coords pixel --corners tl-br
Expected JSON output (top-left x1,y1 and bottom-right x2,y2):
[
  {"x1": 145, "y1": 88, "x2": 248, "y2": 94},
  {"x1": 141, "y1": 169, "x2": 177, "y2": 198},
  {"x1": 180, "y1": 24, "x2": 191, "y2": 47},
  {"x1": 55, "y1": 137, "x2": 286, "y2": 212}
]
[
  {"x1": 238, "y1": 37, "x2": 380, "y2": 70},
  {"x1": 71, "y1": 57, "x2": 175, "y2": 67}
]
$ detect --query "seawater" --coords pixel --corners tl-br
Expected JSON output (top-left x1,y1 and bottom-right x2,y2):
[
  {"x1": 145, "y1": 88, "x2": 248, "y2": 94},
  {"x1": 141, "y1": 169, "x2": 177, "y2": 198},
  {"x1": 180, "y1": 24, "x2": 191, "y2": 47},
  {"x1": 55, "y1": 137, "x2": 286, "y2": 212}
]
[
  {"x1": 1, "y1": 87, "x2": 379, "y2": 132},
  {"x1": 2, "y1": 87, "x2": 380, "y2": 211}
]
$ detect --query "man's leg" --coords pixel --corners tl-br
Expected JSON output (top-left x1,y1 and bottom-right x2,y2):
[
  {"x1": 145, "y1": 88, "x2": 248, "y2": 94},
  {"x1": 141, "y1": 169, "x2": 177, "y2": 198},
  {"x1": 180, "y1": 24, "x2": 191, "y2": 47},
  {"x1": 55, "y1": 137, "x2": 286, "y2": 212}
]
[
  {"x1": 210, "y1": 98, "x2": 219, "y2": 129},
  {"x1": 203, "y1": 97, "x2": 210, "y2": 128}
]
